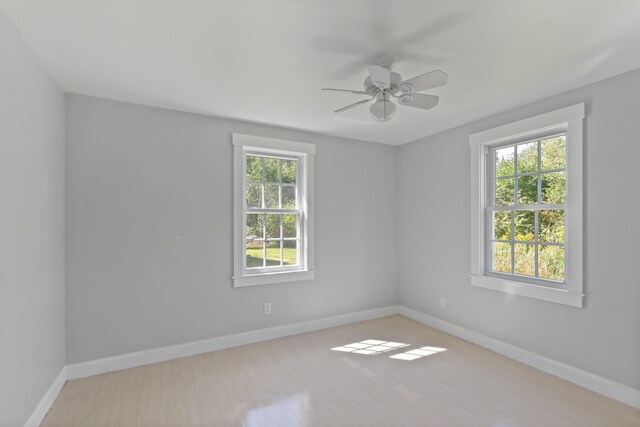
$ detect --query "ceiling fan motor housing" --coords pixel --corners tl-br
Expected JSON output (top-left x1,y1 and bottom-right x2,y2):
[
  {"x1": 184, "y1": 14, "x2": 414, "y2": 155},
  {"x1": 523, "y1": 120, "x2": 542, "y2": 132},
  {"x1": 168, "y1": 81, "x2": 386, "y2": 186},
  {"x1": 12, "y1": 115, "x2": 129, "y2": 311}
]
[{"x1": 364, "y1": 72, "x2": 402, "y2": 95}]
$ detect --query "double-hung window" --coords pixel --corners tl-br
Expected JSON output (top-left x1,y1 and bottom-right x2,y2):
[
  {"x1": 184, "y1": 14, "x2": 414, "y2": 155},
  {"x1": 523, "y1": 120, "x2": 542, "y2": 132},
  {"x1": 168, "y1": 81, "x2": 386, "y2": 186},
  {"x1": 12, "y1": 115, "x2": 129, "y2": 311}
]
[
  {"x1": 488, "y1": 135, "x2": 567, "y2": 281},
  {"x1": 233, "y1": 134, "x2": 315, "y2": 287},
  {"x1": 469, "y1": 104, "x2": 584, "y2": 307}
]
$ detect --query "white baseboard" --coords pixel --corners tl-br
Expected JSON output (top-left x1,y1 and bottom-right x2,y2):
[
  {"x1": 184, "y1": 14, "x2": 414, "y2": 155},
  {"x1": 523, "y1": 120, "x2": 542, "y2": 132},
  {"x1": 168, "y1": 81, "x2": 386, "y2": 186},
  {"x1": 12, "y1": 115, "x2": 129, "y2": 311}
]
[
  {"x1": 67, "y1": 305, "x2": 399, "y2": 380},
  {"x1": 58, "y1": 304, "x2": 638, "y2": 412},
  {"x1": 398, "y1": 305, "x2": 640, "y2": 410},
  {"x1": 24, "y1": 366, "x2": 67, "y2": 427}
]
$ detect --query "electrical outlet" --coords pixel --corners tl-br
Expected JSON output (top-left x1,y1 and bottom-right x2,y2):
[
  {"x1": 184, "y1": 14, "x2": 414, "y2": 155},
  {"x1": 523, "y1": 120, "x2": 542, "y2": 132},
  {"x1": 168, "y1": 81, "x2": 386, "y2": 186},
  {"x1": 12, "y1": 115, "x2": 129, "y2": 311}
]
[
  {"x1": 440, "y1": 297, "x2": 446, "y2": 308},
  {"x1": 263, "y1": 302, "x2": 271, "y2": 315}
]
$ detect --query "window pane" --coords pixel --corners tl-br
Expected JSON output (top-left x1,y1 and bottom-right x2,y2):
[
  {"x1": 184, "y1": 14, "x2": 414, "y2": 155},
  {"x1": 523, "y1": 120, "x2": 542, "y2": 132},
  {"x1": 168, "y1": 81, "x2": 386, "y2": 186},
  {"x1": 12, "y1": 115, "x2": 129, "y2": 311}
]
[
  {"x1": 538, "y1": 245, "x2": 564, "y2": 281},
  {"x1": 266, "y1": 214, "x2": 281, "y2": 239},
  {"x1": 514, "y1": 210, "x2": 535, "y2": 242},
  {"x1": 283, "y1": 240, "x2": 298, "y2": 265},
  {"x1": 539, "y1": 209, "x2": 564, "y2": 243},
  {"x1": 517, "y1": 141, "x2": 538, "y2": 174},
  {"x1": 541, "y1": 136, "x2": 566, "y2": 171},
  {"x1": 541, "y1": 171, "x2": 566, "y2": 204},
  {"x1": 264, "y1": 184, "x2": 280, "y2": 208},
  {"x1": 264, "y1": 157, "x2": 279, "y2": 183},
  {"x1": 495, "y1": 146, "x2": 515, "y2": 176},
  {"x1": 265, "y1": 241, "x2": 281, "y2": 266},
  {"x1": 283, "y1": 214, "x2": 297, "y2": 238},
  {"x1": 246, "y1": 183, "x2": 262, "y2": 208},
  {"x1": 246, "y1": 214, "x2": 263, "y2": 239},
  {"x1": 246, "y1": 240, "x2": 265, "y2": 268},
  {"x1": 493, "y1": 211, "x2": 512, "y2": 240},
  {"x1": 514, "y1": 244, "x2": 535, "y2": 276},
  {"x1": 495, "y1": 178, "x2": 514, "y2": 206},
  {"x1": 282, "y1": 186, "x2": 296, "y2": 209},
  {"x1": 492, "y1": 242, "x2": 512, "y2": 273},
  {"x1": 517, "y1": 175, "x2": 538, "y2": 205},
  {"x1": 246, "y1": 155, "x2": 262, "y2": 181},
  {"x1": 282, "y1": 159, "x2": 297, "y2": 184}
]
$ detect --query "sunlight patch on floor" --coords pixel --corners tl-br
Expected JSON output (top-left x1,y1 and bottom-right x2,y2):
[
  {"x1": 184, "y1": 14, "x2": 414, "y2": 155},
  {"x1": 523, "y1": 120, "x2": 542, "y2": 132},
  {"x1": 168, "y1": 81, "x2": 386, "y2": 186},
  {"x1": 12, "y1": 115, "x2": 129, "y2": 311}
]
[
  {"x1": 389, "y1": 346, "x2": 447, "y2": 361},
  {"x1": 331, "y1": 339, "x2": 410, "y2": 355}
]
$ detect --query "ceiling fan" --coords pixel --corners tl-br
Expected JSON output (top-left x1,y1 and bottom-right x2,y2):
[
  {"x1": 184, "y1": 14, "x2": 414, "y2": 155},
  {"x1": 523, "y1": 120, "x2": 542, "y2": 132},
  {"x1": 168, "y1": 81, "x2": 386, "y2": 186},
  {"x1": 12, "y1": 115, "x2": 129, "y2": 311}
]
[{"x1": 322, "y1": 54, "x2": 447, "y2": 122}]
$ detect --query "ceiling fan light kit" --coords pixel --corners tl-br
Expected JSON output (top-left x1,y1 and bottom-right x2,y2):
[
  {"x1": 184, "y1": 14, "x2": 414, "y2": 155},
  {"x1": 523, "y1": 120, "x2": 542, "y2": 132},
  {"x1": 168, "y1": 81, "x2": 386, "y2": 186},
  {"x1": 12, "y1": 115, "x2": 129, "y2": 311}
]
[
  {"x1": 370, "y1": 93, "x2": 396, "y2": 122},
  {"x1": 322, "y1": 54, "x2": 447, "y2": 122}
]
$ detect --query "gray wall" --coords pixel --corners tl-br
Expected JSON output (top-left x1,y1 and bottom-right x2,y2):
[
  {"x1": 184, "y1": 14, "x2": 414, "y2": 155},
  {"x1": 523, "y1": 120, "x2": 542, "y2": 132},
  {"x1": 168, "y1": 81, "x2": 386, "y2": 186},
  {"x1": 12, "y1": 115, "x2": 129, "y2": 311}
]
[
  {"x1": 397, "y1": 68, "x2": 640, "y2": 390},
  {"x1": 65, "y1": 95, "x2": 398, "y2": 363},
  {"x1": 0, "y1": 10, "x2": 66, "y2": 427}
]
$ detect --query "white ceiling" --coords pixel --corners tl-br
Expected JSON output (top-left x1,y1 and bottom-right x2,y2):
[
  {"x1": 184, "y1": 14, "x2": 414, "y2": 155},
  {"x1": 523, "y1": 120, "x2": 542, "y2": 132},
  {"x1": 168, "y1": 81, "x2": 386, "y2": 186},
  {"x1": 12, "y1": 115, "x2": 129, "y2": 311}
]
[{"x1": 2, "y1": 1, "x2": 640, "y2": 145}]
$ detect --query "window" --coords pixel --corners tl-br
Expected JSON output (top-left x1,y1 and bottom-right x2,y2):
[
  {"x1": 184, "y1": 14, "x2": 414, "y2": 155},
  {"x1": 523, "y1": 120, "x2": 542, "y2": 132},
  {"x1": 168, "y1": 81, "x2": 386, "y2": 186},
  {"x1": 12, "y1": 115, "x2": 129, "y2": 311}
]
[
  {"x1": 488, "y1": 135, "x2": 566, "y2": 282},
  {"x1": 233, "y1": 134, "x2": 314, "y2": 287},
  {"x1": 469, "y1": 104, "x2": 584, "y2": 307}
]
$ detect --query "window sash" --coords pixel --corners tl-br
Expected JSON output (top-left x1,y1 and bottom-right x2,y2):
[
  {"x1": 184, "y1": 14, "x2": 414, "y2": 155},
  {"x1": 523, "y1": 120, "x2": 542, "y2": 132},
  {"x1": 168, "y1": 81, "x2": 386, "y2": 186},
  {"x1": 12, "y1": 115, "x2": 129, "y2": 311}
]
[
  {"x1": 488, "y1": 204, "x2": 565, "y2": 211},
  {"x1": 242, "y1": 150, "x2": 306, "y2": 275},
  {"x1": 245, "y1": 241, "x2": 302, "y2": 273},
  {"x1": 485, "y1": 135, "x2": 567, "y2": 285},
  {"x1": 246, "y1": 208, "x2": 301, "y2": 214},
  {"x1": 244, "y1": 209, "x2": 302, "y2": 271}
]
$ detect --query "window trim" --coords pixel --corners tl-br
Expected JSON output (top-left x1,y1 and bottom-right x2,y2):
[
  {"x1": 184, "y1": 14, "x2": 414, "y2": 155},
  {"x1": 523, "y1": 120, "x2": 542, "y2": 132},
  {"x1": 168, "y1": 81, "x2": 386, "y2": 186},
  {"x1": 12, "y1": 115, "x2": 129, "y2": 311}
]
[
  {"x1": 233, "y1": 134, "x2": 315, "y2": 287},
  {"x1": 469, "y1": 104, "x2": 584, "y2": 307}
]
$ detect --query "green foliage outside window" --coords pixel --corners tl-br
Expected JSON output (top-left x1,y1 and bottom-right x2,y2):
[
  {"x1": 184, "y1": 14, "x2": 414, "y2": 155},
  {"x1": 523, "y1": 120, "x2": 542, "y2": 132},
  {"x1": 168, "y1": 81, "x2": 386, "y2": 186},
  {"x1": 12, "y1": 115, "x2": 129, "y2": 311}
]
[
  {"x1": 491, "y1": 136, "x2": 566, "y2": 281},
  {"x1": 245, "y1": 154, "x2": 299, "y2": 269}
]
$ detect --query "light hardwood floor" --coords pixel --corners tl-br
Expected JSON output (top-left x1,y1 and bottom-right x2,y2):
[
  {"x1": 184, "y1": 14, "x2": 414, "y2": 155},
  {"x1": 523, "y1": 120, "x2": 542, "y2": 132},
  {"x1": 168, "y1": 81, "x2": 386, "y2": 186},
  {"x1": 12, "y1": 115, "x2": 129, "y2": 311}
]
[{"x1": 43, "y1": 315, "x2": 639, "y2": 426}]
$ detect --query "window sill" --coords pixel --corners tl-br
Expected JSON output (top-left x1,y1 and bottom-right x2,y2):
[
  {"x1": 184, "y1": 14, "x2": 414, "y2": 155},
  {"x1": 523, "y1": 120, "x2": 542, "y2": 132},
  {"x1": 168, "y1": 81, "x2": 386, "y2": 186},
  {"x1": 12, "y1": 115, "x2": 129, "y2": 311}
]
[
  {"x1": 470, "y1": 274, "x2": 583, "y2": 307},
  {"x1": 233, "y1": 269, "x2": 315, "y2": 288}
]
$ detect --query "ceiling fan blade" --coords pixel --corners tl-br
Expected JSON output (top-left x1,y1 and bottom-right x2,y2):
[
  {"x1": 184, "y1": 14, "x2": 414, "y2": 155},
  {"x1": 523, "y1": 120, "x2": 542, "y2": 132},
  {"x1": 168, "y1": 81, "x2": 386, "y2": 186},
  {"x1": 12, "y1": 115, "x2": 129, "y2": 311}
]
[
  {"x1": 334, "y1": 96, "x2": 375, "y2": 113},
  {"x1": 368, "y1": 65, "x2": 391, "y2": 89},
  {"x1": 400, "y1": 70, "x2": 448, "y2": 93},
  {"x1": 398, "y1": 93, "x2": 440, "y2": 110},
  {"x1": 322, "y1": 88, "x2": 370, "y2": 95}
]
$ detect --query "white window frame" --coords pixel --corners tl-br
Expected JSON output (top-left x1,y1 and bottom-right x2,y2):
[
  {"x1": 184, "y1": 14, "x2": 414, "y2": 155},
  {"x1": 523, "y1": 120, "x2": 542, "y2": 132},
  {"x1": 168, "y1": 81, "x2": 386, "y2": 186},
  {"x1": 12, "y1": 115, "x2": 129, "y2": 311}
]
[
  {"x1": 469, "y1": 104, "x2": 584, "y2": 307},
  {"x1": 233, "y1": 133, "x2": 315, "y2": 287}
]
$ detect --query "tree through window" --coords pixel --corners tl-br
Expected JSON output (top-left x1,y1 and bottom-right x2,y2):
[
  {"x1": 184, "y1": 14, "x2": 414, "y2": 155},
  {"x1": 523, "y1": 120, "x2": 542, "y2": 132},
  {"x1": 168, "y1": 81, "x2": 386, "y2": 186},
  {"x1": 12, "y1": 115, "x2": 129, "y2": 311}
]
[
  {"x1": 245, "y1": 154, "x2": 300, "y2": 269},
  {"x1": 488, "y1": 135, "x2": 566, "y2": 282}
]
